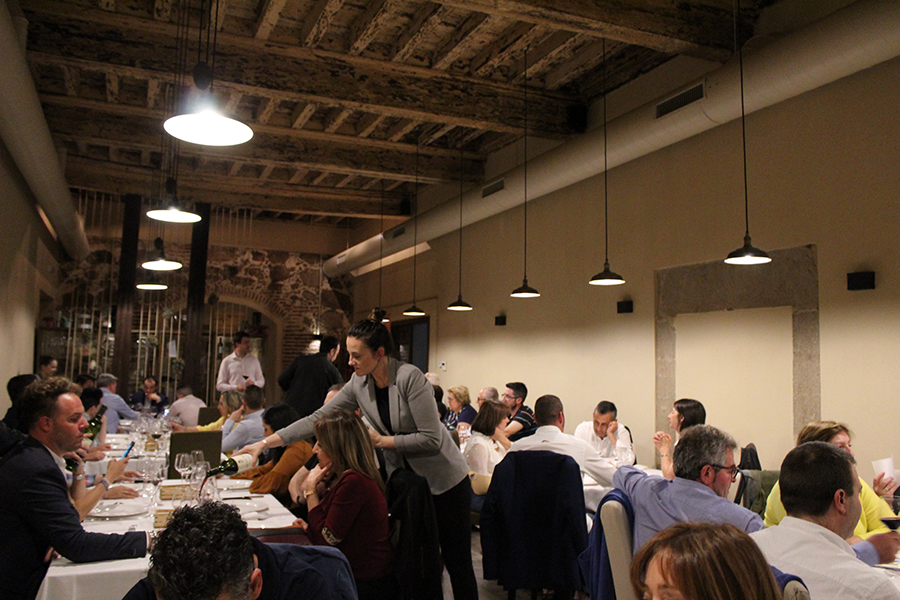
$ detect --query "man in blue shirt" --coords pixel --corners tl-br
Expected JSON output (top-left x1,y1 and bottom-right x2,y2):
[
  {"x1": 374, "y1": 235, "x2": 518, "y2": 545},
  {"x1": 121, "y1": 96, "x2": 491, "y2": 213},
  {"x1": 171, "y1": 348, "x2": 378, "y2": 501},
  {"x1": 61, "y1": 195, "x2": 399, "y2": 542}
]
[
  {"x1": 97, "y1": 373, "x2": 138, "y2": 433},
  {"x1": 614, "y1": 424, "x2": 763, "y2": 552},
  {"x1": 221, "y1": 384, "x2": 266, "y2": 453}
]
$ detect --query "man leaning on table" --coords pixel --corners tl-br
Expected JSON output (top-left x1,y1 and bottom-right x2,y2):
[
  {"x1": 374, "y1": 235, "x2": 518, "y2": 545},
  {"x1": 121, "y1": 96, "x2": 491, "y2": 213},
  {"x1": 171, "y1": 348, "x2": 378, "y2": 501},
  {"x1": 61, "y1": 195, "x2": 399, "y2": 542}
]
[
  {"x1": 123, "y1": 501, "x2": 356, "y2": 600},
  {"x1": 0, "y1": 377, "x2": 147, "y2": 600},
  {"x1": 573, "y1": 400, "x2": 635, "y2": 467},
  {"x1": 614, "y1": 424, "x2": 763, "y2": 552},
  {"x1": 752, "y1": 442, "x2": 900, "y2": 600},
  {"x1": 98, "y1": 373, "x2": 139, "y2": 434}
]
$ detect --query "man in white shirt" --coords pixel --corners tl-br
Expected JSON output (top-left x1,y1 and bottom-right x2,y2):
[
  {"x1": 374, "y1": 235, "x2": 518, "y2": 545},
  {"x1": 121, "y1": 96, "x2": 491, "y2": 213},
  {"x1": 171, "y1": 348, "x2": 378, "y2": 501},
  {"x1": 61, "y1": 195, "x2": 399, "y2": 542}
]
[
  {"x1": 573, "y1": 401, "x2": 635, "y2": 467},
  {"x1": 752, "y1": 442, "x2": 900, "y2": 600},
  {"x1": 509, "y1": 394, "x2": 616, "y2": 488},
  {"x1": 216, "y1": 331, "x2": 265, "y2": 393},
  {"x1": 221, "y1": 385, "x2": 266, "y2": 453},
  {"x1": 167, "y1": 386, "x2": 206, "y2": 428}
]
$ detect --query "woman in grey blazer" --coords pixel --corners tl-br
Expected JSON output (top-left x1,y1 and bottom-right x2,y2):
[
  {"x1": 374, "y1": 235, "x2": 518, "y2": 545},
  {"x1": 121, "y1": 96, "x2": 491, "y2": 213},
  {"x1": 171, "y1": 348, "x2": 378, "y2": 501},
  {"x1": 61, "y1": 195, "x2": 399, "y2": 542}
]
[{"x1": 237, "y1": 319, "x2": 478, "y2": 599}]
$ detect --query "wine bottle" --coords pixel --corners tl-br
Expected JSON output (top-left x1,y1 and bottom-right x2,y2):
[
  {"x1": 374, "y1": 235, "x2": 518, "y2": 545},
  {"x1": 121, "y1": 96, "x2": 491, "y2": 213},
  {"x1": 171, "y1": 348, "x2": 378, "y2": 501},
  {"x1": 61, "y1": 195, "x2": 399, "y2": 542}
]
[
  {"x1": 85, "y1": 404, "x2": 108, "y2": 440},
  {"x1": 206, "y1": 454, "x2": 255, "y2": 477}
]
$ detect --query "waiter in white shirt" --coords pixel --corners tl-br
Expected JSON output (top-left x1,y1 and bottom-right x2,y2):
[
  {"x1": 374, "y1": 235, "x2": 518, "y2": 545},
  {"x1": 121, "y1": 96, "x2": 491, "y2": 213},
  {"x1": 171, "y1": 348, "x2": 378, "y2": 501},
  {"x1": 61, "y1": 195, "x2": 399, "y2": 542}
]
[
  {"x1": 216, "y1": 331, "x2": 265, "y2": 393},
  {"x1": 573, "y1": 400, "x2": 635, "y2": 467}
]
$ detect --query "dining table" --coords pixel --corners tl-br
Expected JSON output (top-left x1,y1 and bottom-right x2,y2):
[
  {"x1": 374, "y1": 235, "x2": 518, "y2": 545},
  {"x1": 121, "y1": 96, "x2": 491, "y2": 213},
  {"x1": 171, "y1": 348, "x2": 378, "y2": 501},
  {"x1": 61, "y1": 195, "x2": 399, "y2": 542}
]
[{"x1": 36, "y1": 478, "x2": 298, "y2": 600}]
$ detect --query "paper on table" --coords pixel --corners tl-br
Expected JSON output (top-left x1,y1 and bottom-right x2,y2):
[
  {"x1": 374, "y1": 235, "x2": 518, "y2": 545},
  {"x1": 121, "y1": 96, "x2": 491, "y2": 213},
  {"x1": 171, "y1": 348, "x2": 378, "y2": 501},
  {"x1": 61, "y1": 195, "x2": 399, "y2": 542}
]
[{"x1": 872, "y1": 456, "x2": 895, "y2": 478}]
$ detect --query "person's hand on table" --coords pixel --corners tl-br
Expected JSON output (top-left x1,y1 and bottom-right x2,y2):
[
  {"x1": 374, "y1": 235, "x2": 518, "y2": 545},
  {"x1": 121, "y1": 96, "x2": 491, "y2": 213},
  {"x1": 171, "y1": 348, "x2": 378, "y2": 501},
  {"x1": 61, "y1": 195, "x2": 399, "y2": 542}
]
[
  {"x1": 104, "y1": 457, "x2": 130, "y2": 484},
  {"x1": 874, "y1": 472, "x2": 899, "y2": 500},
  {"x1": 171, "y1": 421, "x2": 186, "y2": 432},
  {"x1": 119, "y1": 470, "x2": 140, "y2": 481},
  {"x1": 867, "y1": 531, "x2": 900, "y2": 564},
  {"x1": 292, "y1": 517, "x2": 309, "y2": 531},
  {"x1": 103, "y1": 485, "x2": 140, "y2": 499}
]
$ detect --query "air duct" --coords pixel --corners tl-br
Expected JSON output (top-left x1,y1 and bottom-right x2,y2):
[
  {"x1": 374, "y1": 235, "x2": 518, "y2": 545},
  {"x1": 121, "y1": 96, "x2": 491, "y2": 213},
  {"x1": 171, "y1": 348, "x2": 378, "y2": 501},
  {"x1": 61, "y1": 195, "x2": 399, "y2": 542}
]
[
  {"x1": 0, "y1": 1, "x2": 91, "y2": 261},
  {"x1": 324, "y1": 0, "x2": 900, "y2": 278}
]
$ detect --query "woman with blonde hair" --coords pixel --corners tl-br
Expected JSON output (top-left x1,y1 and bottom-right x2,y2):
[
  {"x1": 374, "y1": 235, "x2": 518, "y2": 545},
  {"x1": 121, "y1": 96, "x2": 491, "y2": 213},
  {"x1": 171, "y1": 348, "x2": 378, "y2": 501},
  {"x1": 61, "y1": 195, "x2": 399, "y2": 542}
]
[
  {"x1": 764, "y1": 420, "x2": 896, "y2": 547},
  {"x1": 631, "y1": 522, "x2": 782, "y2": 600},
  {"x1": 293, "y1": 410, "x2": 396, "y2": 599},
  {"x1": 442, "y1": 385, "x2": 477, "y2": 432},
  {"x1": 172, "y1": 391, "x2": 242, "y2": 432}
]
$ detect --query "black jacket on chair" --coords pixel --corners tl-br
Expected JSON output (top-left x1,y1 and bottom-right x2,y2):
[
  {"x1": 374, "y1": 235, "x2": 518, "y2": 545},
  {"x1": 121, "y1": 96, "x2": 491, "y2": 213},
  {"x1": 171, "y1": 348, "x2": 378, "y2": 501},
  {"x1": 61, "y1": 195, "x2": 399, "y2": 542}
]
[{"x1": 481, "y1": 450, "x2": 588, "y2": 592}]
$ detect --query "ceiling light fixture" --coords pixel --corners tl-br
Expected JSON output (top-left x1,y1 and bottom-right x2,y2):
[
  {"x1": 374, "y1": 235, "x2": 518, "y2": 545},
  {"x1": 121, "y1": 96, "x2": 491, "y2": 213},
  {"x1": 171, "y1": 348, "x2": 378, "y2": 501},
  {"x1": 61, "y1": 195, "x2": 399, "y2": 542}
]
[
  {"x1": 142, "y1": 237, "x2": 183, "y2": 271},
  {"x1": 590, "y1": 38, "x2": 625, "y2": 287},
  {"x1": 510, "y1": 47, "x2": 540, "y2": 299},
  {"x1": 724, "y1": 0, "x2": 771, "y2": 266},
  {"x1": 448, "y1": 146, "x2": 473, "y2": 311},
  {"x1": 136, "y1": 272, "x2": 169, "y2": 290},
  {"x1": 403, "y1": 142, "x2": 425, "y2": 317},
  {"x1": 146, "y1": 177, "x2": 201, "y2": 223},
  {"x1": 163, "y1": 0, "x2": 252, "y2": 146}
]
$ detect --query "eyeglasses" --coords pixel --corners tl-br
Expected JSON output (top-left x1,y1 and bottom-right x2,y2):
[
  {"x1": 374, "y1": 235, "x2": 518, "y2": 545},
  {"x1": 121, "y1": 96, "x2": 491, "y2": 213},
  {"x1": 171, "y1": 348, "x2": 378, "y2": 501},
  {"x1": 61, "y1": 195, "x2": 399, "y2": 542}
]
[
  {"x1": 709, "y1": 464, "x2": 741, "y2": 481},
  {"x1": 501, "y1": 393, "x2": 515, "y2": 400}
]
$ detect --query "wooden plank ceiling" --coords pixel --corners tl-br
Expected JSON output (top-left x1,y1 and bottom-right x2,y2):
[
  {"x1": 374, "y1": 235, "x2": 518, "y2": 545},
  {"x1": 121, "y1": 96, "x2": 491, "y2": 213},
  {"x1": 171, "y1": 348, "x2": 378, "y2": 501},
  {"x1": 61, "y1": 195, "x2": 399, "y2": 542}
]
[{"x1": 21, "y1": 0, "x2": 764, "y2": 229}]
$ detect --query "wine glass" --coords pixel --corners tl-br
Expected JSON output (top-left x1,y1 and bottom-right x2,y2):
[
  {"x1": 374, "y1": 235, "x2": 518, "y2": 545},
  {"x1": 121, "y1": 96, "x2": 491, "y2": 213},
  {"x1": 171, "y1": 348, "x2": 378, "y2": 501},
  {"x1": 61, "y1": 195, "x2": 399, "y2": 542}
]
[
  {"x1": 175, "y1": 453, "x2": 193, "y2": 481},
  {"x1": 190, "y1": 461, "x2": 210, "y2": 499},
  {"x1": 191, "y1": 450, "x2": 205, "y2": 466}
]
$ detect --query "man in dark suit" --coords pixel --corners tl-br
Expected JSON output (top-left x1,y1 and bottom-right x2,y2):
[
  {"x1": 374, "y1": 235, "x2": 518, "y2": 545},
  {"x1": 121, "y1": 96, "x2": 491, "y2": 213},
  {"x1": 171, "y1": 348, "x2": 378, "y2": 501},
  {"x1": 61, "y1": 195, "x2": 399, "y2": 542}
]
[
  {"x1": 277, "y1": 336, "x2": 343, "y2": 419},
  {"x1": 0, "y1": 377, "x2": 147, "y2": 600}
]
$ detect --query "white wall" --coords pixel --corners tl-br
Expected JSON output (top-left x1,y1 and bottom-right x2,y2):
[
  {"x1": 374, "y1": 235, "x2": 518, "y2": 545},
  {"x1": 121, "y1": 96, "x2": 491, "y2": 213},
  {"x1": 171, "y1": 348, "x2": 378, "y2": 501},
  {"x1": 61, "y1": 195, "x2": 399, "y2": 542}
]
[
  {"x1": 359, "y1": 54, "x2": 900, "y2": 471},
  {"x1": 0, "y1": 140, "x2": 58, "y2": 416}
]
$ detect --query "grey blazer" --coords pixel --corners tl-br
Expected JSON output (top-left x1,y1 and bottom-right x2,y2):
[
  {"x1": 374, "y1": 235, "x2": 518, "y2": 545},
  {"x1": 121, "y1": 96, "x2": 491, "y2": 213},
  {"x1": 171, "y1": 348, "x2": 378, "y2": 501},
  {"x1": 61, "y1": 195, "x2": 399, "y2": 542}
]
[{"x1": 277, "y1": 358, "x2": 468, "y2": 495}]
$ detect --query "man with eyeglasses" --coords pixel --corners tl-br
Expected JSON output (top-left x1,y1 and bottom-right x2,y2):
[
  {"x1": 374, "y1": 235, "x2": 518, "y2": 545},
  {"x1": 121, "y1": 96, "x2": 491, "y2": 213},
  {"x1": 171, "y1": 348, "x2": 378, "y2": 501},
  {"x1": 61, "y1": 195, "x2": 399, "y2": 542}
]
[
  {"x1": 614, "y1": 424, "x2": 763, "y2": 552},
  {"x1": 500, "y1": 381, "x2": 538, "y2": 441}
]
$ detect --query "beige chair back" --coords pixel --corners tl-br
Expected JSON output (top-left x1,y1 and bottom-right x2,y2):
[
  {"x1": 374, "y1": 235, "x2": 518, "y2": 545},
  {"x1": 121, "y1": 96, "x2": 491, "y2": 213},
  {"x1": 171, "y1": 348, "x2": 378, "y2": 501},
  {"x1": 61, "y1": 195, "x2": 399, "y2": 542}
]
[
  {"x1": 599, "y1": 500, "x2": 638, "y2": 600},
  {"x1": 782, "y1": 580, "x2": 811, "y2": 600}
]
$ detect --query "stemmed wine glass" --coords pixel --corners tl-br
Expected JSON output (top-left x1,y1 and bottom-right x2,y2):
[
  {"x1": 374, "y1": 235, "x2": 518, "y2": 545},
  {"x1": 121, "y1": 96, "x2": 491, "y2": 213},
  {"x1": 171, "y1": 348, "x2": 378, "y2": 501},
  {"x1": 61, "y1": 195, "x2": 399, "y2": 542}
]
[{"x1": 175, "y1": 453, "x2": 194, "y2": 481}]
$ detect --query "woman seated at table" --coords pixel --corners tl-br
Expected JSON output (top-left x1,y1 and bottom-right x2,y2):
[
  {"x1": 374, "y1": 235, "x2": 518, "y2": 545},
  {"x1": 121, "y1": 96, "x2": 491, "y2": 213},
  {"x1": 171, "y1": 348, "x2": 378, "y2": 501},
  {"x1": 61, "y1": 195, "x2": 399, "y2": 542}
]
[
  {"x1": 230, "y1": 403, "x2": 314, "y2": 506},
  {"x1": 464, "y1": 399, "x2": 510, "y2": 511},
  {"x1": 442, "y1": 385, "x2": 477, "y2": 433},
  {"x1": 172, "y1": 391, "x2": 242, "y2": 433},
  {"x1": 652, "y1": 398, "x2": 706, "y2": 479},
  {"x1": 293, "y1": 410, "x2": 396, "y2": 600},
  {"x1": 765, "y1": 421, "x2": 896, "y2": 543},
  {"x1": 631, "y1": 522, "x2": 782, "y2": 600}
]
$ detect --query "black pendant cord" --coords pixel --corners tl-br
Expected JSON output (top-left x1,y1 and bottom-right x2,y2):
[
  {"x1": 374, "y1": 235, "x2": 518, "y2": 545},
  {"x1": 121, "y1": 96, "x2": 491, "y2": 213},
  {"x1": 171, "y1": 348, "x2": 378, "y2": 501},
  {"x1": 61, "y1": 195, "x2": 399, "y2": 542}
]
[
  {"x1": 411, "y1": 142, "x2": 419, "y2": 303},
  {"x1": 522, "y1": 46, "x2": 529, "y2": 280},
  {"x1": 211, "y1": 0, "x2": 219, "y2": 94},
  {"x1": 602, "y1": 37, "x2": 610, "y2": 266},
  {"x1": 735, "y1": 0, "x2": 751, "y2": 238},
  {"x1": 378, "y1": 178, "x2": 384, "y2": 309},
  {"x1": 458, "y1": 146, "x2": 465, "y2": 297}
]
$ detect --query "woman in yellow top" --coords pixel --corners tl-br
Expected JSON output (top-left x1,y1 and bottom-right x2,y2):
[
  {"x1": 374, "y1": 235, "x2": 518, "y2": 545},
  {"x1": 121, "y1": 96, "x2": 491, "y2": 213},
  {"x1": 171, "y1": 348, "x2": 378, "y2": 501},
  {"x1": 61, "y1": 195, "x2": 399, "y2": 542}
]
[{"x1": 765, "y1": 421, "x2": 897, "y2": 544}]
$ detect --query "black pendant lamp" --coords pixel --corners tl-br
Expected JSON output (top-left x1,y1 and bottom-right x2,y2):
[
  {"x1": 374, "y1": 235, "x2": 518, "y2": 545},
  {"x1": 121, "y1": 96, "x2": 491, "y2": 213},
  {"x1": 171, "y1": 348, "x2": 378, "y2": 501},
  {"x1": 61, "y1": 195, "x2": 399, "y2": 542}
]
[
  {"x1": 142, "y1": 237, "x2": 182, "y2": 271},
  {"x1": 510, "y1": 47, "x2": 540, "y2": 299},
  {"x1": 724, "y1": 0, "x2": 771, "y2": 266},
  {"x1": 403, "y1": 143, "x2": 425, "y2": 316},
  {"x1": 590, "y1": 38, "x2": 625, "y2": 286},
  {"x1": 448, "y1": 147, "x2": 473, "y2": 311}
]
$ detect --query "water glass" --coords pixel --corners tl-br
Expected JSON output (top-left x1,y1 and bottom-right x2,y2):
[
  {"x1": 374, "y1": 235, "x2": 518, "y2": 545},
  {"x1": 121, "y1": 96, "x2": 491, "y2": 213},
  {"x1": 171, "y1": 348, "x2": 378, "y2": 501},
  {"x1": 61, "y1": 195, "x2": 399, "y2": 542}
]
[{"x1": 175, "y1": 453, "x2": 194, "y2": 481}]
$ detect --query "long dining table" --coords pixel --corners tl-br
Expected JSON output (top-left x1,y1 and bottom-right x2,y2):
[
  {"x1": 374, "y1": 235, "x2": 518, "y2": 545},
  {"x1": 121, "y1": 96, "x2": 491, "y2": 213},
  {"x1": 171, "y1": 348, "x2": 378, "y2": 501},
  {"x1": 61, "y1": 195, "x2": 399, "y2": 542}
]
[{"x1": 36, "y1": 479, "x2": 297, "y2": 600}]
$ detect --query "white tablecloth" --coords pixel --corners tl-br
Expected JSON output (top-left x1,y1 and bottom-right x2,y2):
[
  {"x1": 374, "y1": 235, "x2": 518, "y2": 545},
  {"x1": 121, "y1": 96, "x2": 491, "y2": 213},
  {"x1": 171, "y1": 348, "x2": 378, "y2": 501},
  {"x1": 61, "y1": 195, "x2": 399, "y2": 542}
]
[{"x1": 36, "y1": 481, "x2": 296, "y2": 600}]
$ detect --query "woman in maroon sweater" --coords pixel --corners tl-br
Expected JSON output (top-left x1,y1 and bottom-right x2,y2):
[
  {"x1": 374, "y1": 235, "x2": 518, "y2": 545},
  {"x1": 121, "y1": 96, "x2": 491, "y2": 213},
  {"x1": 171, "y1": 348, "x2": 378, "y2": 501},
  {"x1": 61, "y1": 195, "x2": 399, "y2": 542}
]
[{"x1": 294, "y1": 410, "x2": 397, "y2": 600}]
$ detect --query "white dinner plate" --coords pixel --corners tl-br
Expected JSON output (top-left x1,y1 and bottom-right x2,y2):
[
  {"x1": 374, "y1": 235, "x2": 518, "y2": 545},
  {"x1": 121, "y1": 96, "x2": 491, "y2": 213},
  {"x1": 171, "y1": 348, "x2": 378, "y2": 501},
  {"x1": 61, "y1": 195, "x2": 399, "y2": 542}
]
[
  {"x1": 217, "y1": 479, "x2": 252, "y2": 490},
  {"x1": 227, "y1": 499, "x2": 267, "y2": 515},
  {"x1": 89, "y1": 500, "x2": 147, "y2": 519}
]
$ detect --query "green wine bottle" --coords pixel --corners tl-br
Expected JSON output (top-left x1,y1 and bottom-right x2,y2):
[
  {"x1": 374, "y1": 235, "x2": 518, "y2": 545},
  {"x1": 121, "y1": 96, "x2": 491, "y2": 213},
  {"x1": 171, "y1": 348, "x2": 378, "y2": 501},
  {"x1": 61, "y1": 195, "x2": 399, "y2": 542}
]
[{"x1": 205, "y1": 454, "x2": 254, "y2": 477}]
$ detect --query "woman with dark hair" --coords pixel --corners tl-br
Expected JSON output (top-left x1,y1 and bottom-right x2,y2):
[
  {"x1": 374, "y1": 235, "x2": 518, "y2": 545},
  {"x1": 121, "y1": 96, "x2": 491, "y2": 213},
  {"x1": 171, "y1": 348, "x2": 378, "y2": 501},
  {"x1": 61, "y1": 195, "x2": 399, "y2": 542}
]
[
  {"x1": 293, "y1": 410, "x2": 396, "y2": 599},
  {"x1": 764, "y1": 421, "x2": 895, "y2": 546},
  {"x1": 229, "y1": 403, "x2": 313, "y2": 506},
  {"x1": 653, "y1": 398, "x2": 706, "y2": 480},
  {"x1": 238, "y1": 319, "x2": 477, "y2": 599},
  {"x1": 631, "y1": 522, "x2": 782, "y2": 600},
  {"x1": 464, "y1": 400, "x2": 510, "y2": 511}
]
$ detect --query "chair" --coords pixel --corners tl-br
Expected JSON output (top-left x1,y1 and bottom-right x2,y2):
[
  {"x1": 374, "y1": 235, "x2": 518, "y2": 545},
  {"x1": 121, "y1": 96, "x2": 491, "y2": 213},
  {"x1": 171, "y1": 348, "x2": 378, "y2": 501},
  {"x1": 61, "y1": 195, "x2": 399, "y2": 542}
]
[
  {"x1": 249, "y1": 526, "x2": 311, "y2": 545},
  {"x1": 782, "y1": 580, "x2": 811, "y2": 600},
  {"x1": 197, "y1": 406, "x2": 220, "y2": 426},
  {"x1": 734, "y1": 469, "x2": 780, "y2": 515},
  {"x1": 481, "y1": 450, "x2": 588, "y2": 599},
  {"x1": 600, "y1": 498, "x2": 637, "y2": 600},
  {"x1": 579, "y1": 490, "x2": 636, "y2": 600}
]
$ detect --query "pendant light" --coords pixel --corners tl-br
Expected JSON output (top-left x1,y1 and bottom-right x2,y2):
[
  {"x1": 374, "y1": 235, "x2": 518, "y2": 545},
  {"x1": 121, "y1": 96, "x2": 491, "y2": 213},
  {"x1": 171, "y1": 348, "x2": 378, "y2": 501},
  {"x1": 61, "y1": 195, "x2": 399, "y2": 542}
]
[
  {"x1": 147, "y1": 177, "x2": 201, "y2": 223},
  {"x1": 142, "y1": 237, "x2": 183, "y2": 271},
  {"x1": 164, "y1": 0, "x2": 252, "y2": 146},
  {"x1": 510, "y1": 47, "x2": 540, "y2": 299},
  {"x1": 448, "y1": 146, "x2": 473, "y2": 311},
  {"x1": 373, "y1": 180, "x2": 388, "y2": 322},
  {"x1": 724, "y1": 0, "x2": 771, "y2": 265},
  {"x1": 136, "y1": 273, "x2": 168, "y2": 290},
  {"x1": 403, "y1": 143, "x2": 425, "y2": 317},
  {"x1": 590, "y1": 38, "x2": 625, "y2": 286}
]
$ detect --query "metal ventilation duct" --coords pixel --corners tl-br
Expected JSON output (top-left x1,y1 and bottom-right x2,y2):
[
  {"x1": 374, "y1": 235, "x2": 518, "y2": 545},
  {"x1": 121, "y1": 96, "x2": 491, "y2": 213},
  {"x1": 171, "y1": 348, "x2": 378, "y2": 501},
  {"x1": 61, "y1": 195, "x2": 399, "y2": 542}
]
[{"x1": 324, "y1": 0, "x2": 900, "y2": 278}]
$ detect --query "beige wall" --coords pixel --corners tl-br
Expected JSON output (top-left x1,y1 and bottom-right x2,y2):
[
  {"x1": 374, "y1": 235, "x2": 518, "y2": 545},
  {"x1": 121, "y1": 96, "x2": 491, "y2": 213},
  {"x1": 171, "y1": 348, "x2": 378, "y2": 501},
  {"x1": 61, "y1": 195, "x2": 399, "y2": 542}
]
[
  {"x1": 356, "y1": 55, "x2": 900, "y2": 473},
  {"x1": 0, "y1": 141, "x2": 58, "y2": 417}
]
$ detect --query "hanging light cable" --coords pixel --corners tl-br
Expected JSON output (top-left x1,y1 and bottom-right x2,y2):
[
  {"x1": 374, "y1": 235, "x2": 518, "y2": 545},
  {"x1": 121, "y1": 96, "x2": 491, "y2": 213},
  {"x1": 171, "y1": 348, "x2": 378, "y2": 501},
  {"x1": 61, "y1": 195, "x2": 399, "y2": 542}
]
[
  {"x1": 590, "y1": 38, "x2": 625, "y2": 286},
  {"x1": 403, "y1": 142, "x2": 425, "y2": 316},
  {"x1": 163, "y1": 0, "x2": 252, "y2": 146},
  {"x1": 449, "y1": 146, "x2": 473, "y2": 311},
  {"x1": 724, "y1": 0, "x2": 771, "y2": 265},
  {"x1": 511, "y1": 46, "x2": 540, "y2": 298},
  {"x1": 372, "y1": 179, "x2": 388, "y2": 323}
]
